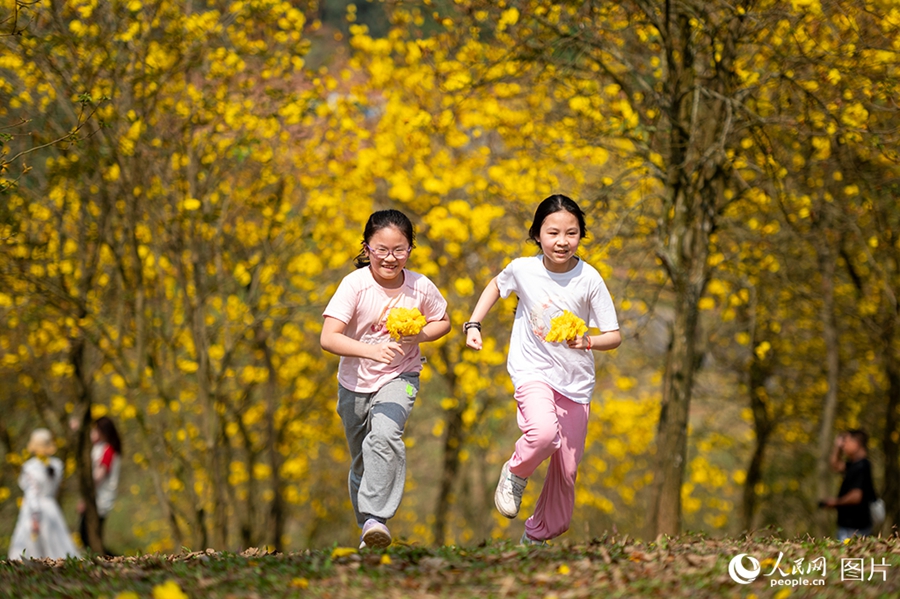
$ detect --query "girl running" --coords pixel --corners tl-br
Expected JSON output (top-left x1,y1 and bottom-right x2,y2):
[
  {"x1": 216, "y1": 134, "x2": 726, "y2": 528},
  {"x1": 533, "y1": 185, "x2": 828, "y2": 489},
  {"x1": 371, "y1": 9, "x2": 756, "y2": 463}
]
[
  {"x1": 321, "y1": 209, "x2": 450, "y2": 548},
  {"x1": 465, "y1": 194, "x2": 621, "y2": 544}
]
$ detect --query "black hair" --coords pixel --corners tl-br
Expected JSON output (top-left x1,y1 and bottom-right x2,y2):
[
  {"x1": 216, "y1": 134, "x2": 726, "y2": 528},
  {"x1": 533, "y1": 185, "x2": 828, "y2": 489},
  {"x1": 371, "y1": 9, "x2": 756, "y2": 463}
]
[
  {"x1": 353, "y1": 209, "x2": 416, "y2": 269},
  {"x1": 847, "y1": 429, "x2": 868, "y2": 449},
  {"x1": 528, "y1": 194, "x2": 588, "y2": 246},
  {"x1": 95, "y1": 415, "x2": 123, "y2": 455}
]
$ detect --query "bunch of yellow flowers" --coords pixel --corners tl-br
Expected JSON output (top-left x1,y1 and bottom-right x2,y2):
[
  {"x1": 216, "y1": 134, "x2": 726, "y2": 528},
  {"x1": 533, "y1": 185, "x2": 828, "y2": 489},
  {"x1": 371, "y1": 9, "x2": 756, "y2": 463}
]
[
  {"x1": 385, "y1": 307, "x2": 427, "y2": 340},
  {"x1": 545, "y1": 310, "x2": 587, "y2": 342}
]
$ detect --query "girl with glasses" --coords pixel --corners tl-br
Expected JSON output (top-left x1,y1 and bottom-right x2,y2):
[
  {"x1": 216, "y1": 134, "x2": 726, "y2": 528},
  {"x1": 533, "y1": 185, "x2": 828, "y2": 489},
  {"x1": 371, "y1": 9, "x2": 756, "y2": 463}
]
[{"x1": 321, "y1": 209, "x2": 450, "y2": 549}]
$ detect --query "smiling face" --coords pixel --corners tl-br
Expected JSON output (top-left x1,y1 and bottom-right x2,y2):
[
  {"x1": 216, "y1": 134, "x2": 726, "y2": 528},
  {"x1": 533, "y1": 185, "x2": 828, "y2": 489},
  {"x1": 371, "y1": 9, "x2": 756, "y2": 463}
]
[
  {"x1": 365, "y1": 225, "x2": 412, "y2": 288},
  {"x1": 535, "y1": 210, "x2": 581, "y2": 273}
]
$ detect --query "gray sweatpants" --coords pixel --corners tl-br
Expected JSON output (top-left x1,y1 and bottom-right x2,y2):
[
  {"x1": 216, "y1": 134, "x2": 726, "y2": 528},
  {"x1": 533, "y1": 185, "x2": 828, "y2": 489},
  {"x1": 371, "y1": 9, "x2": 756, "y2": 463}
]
[{"x1": 337, "y1": 373, "x2": 419, "y2": 528}]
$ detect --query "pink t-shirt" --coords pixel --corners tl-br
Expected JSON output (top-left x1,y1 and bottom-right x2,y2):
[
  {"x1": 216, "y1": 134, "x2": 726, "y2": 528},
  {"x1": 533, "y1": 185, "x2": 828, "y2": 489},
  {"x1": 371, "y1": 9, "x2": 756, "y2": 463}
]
[{"x1": 323, "y1": 267, "x2": 448, "y2": 393}]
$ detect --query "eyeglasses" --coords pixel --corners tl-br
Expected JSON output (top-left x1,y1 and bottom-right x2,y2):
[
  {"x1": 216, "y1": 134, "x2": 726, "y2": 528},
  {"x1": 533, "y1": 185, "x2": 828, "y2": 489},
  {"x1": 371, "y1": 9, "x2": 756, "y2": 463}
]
[{"x1": 365, "y1": 244, "x2": 412, "y2": 260}]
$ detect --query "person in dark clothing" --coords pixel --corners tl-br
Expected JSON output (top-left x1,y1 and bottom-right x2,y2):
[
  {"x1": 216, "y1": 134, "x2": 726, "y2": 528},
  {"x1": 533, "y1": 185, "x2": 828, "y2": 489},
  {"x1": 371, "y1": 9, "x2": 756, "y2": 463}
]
[{"x1": 820, "y1": 429, "x2": 876, "y2": 541}]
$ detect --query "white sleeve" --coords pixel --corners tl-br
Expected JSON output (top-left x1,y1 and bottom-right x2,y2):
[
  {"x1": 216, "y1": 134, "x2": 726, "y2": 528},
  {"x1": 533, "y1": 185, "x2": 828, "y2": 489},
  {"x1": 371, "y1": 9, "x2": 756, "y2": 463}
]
[
  {"x1": 495, "y1": 259, "x2": 519, "y2": 299},
  {"x1": 20, "y1": 462, "x2": 42, "y2": 519},
  {"x1": 589, "y1": 276, "x2": 619, "y2": 332}
]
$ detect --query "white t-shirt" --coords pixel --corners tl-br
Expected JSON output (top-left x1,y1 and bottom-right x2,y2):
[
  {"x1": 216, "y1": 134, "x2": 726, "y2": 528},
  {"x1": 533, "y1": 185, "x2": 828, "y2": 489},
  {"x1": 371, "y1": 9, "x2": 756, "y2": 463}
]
[
  {"x1": 496, "y1": 255, "x2": 619, "y2": 404},
  {"x1": 92, "y1": 442, "x2": 120, "y2": 517},
  {"x1": 323, "y1": 267, "x2": 448, "y2": 393}
]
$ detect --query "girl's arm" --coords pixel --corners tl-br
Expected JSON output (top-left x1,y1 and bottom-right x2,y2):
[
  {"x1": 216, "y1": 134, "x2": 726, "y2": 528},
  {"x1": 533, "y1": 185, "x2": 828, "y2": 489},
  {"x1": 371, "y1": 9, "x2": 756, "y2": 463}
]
[
  {"x1": 93, "y1": 445, "x2": 114, "y2": 483},
  {"x1": 829, "y1": 435, "x2": 847, "y2": 473},
  {"x1": 320, "y1": 316, "x2": 405, "y2": 364},
  {"x1": 465, "y1": 277, "x2": 501, "y2": 350},
  {"x1": 567, "y1": 329, "x2": 622, "y2": 351},
  {"x1": 410, "y1": 313, "x2": 451, "y2": 344},
  {"x1": 21, "y1": 464, "x2": 41, "y2": 534},
  {"x1": 94, "y1": 465, "x2": 108, "y2": 483}
]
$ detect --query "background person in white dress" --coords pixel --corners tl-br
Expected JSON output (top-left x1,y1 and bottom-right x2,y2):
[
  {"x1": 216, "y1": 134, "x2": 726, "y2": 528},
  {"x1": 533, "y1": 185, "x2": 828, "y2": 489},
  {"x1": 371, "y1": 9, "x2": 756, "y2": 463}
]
[{"x1": 8, "y1": 428, "x2": 81, "y2": 560}]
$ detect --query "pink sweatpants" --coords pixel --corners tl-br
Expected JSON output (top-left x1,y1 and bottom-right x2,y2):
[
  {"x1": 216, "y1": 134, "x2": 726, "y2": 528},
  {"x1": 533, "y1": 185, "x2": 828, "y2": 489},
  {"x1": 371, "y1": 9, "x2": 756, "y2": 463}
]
[{"x1": 508, "y1": 380, "x2": 590, "y2": 541}]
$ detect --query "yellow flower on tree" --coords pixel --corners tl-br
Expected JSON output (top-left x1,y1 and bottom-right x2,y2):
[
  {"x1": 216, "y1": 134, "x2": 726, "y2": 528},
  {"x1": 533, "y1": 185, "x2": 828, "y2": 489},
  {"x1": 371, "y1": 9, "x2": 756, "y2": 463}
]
[
  {"x1": 545, "y1": 310, "x2": 587, "y2": 342},
  {"x1": 385, "y1": 307, "x2": 427, "y2": 340}
]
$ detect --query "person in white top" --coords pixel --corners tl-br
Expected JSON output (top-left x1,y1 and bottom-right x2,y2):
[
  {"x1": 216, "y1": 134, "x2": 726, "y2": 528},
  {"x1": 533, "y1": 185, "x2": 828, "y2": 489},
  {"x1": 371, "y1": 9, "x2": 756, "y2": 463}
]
[
  {"x1": 466, "y1": 194, "x2": 621, "y2": 545},
  {"x1": 8, "y1": 428, "x2": 81, "y2": 560},
  {"x1": 78, "y1": 416, "x2": 121, "y2": 555},
  {"x1": 321, "y1": 209, "x2": 450, "y2": 549}
]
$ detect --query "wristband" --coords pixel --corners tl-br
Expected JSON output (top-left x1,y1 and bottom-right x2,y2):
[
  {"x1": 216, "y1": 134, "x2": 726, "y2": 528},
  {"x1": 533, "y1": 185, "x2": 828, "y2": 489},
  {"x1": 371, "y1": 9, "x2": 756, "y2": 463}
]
[
  {"x1": 464, "y1": 321, "x2": 482, "y2": 333},
  {"x1": 585, "y1": 335, "x2": 592, "y2": 351}
]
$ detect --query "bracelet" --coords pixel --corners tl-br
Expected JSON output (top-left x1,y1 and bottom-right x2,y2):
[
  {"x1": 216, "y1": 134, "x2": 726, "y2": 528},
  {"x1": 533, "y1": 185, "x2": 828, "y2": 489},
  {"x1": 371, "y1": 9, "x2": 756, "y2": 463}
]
[
  {"x1": 585, "y1": 335, "x2": 592, "y2": 351},
  {"x1": 463, "y1": 321, "x2": 482, "y2": 333}
]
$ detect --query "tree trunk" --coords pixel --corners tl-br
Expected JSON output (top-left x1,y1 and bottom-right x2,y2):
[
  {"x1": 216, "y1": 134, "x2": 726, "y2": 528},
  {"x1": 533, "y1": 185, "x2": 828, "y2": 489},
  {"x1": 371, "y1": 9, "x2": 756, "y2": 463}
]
[
  {"x1": 743, "y1": 351, "x2": 774, "y2": 532},
  {"x1": 648, "y1": 9, "x2": 720, "y2": 537},
  {"x1": 742, "y1": 428, "x2": 769, "y2": 532},
  {"x1": 258, "y1": 329, "x2": 285, "y2": 552},
  {"x1": 433, "y1": 405, "x2": 465, "y2": 545},
  {"x1": 134, "y1": 409, "x2": 186, "y2": 548},
  {"x1": 432, "y1": 347, "x2": 461, "y2": 546},
  {"x1": 814, "y1": 250, "x2": 840, "y2": 538},
  {"x1": 880, "y1": 330, "x2": 900, "y2": 532},
  {"x1": 740, "y1": 282, "x2": 777, "y2": 533},
  {"x1": 70, "y1": 335, "x2": 103, "y2": 554},
  {"x1": 194, "y1": 307, "x2": 228, "y2": 549},
  {"x1": 651, "y1": 286, "x2": 702, "y2": 536},
  {"x1": 181, "y1": 217, "x2": 229, "y2": 549}
]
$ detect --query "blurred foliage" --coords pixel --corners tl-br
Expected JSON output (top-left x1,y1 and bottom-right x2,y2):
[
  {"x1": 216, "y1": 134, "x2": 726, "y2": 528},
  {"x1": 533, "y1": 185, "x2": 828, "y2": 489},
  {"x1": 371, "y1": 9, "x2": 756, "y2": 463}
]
[
  {"x1": 2, "y1": 0, "x2": 900, "y2": 554},
  {"x1": 2, "y1": 535, "x2": 900, "y2": 598}
]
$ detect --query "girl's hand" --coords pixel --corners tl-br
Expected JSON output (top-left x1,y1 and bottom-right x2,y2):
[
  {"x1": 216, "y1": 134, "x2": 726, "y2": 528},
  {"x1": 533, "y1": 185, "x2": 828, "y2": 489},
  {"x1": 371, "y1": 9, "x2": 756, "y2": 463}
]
[
  {"x1": 368, "y1": 341, "x2": 405, "y2": 364},
  {"x1": 466, "y1": 329, "x2": 483, "y2": 350},
  {"x1": 31, "y1": 517, "x2": 40, "y2": 536},
  {"x1": 567, "y1": 334, "x2": 592, "y2": 351},
  {"x1": 398, "y1": 332, "x2": 422, "y2": 351}
]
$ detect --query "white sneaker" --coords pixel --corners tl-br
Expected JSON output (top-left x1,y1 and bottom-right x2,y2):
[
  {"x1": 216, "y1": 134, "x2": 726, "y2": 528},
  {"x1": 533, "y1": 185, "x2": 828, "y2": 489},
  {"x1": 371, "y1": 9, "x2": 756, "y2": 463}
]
[
  {"x1": 360, "y1": 519, "x2": 391, "y2": 549},
  {"x1": 494, "y1": 460, "x2": 527, "y2": 518},
  {"x1": 520, "y1": 531, "x2": 548, "y2": 546}
]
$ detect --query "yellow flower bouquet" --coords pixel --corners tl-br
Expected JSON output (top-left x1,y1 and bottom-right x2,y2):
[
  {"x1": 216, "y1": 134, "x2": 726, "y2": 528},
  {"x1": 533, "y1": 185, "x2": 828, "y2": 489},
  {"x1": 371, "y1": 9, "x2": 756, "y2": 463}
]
[
  {"x1": 385, "y1": 307, "x2": 427, "y2": 340},
  {"x1": 545, "y1": 310, "x2": 587, "y2": 342}
]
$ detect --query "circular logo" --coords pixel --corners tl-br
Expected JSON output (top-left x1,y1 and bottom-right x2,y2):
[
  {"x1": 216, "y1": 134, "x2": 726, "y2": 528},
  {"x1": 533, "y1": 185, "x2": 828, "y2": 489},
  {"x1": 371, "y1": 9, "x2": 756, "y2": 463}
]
[{"x1": 728, "y1": 553, "x2": 761, "y2": 584}]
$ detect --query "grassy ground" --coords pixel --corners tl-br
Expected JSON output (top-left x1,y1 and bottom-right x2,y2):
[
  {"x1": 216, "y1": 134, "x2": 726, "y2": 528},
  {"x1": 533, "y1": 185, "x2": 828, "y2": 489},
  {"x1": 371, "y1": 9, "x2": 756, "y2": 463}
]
[{"x1": 2, "y1": 533, "x2": 899, "y2": 598}]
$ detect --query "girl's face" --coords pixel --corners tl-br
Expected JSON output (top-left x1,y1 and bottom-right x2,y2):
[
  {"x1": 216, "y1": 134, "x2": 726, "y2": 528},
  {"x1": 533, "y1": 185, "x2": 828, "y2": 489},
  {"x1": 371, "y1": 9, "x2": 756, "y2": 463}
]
[
  {"x1": 536, "y1": 210, "x2": 581, "y2": 273},
  {"x1": 90, "y1": 427, "x2": 101, "y2": 444},
  {"x1": 365, "y1": 225, "x2": 412, "y2": 288}
]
